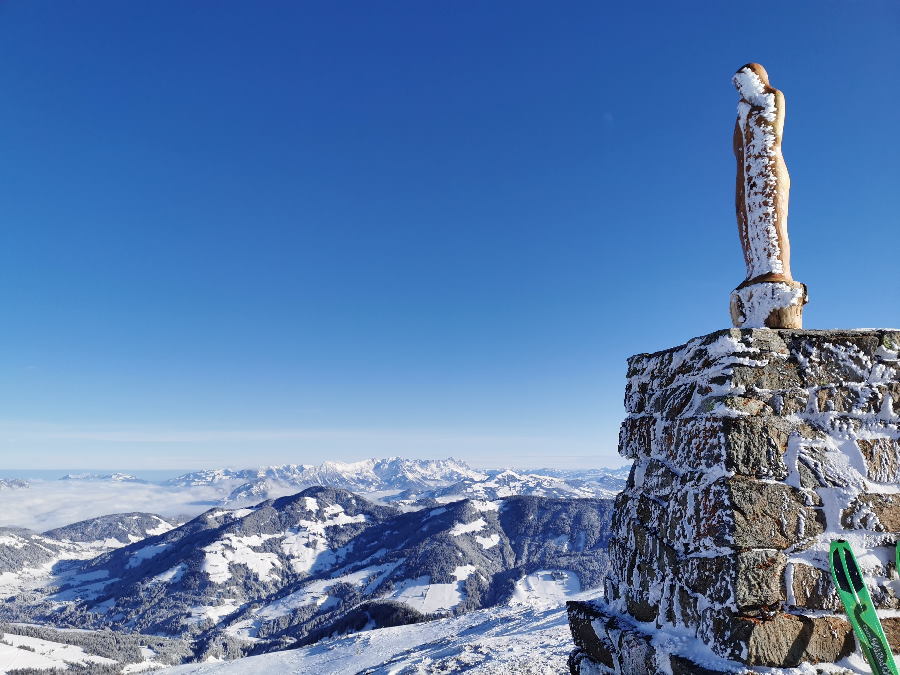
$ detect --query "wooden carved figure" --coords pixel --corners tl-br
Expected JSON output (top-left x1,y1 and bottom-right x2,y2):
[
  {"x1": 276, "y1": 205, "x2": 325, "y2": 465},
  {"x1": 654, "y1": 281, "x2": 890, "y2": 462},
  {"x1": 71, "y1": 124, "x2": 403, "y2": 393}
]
[{"x1": 730, "y1": 63, "x2": 807, "y2": 329}]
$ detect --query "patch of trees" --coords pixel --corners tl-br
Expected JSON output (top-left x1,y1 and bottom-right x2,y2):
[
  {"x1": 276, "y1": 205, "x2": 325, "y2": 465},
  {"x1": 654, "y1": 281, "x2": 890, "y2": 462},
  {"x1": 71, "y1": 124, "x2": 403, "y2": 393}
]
[{"x1": 0, "y1": 622, "x2": 193, "y2": 671}]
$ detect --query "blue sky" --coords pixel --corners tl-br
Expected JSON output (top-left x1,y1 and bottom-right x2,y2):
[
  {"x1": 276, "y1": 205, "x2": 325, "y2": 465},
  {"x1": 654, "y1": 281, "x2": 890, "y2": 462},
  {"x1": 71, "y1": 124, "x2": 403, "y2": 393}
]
[{"x1": 0, "y1": 1, "x2": 897, "y2": 471}]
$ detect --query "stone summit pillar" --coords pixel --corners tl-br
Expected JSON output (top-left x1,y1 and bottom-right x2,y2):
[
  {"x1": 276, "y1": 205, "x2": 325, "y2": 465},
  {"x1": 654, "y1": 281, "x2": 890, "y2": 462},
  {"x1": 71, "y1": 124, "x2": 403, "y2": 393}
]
[{"x1": 567, "y1": 328, "x2": 900, "y2": 673}]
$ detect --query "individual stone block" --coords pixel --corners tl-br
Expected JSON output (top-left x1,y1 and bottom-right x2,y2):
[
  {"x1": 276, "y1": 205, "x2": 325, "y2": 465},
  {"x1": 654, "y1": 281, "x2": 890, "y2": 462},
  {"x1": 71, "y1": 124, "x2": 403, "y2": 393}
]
[
  {"x1": 770, "y1": 387, "x2": 811, "y2": 415},
  {"x1": 624, "y1": 380, "x2": 650, "y2": 415},
  {"x1": 566, "y1": 601, "x2": 728, "y2": 675},
  {"x1": 703, "y1": 393, "x2": 772, "y2": 416},
  {"x1": 568, "y1": 648, "x2": 605, "y2": 675},
  {"x1": 623, "y1": 413, "x2": 817, "y2": 481},
  {"x1": 721, "y1": 613, "x2": 853, "y2": 666},
  {"x1": 794, "y1": 444, "x2": 842, "y2": 491},
  {"x1": 669, "y1": 654, "x2": 724, "y2": 675},
  {"x1": 645, "y1": 382, "x2": 699, "y2": 419},
  {"x1": 730, "y1": 353, "x2": 802, "y2": 391},
  {"x1": 663, "y1": 479, "x2": 735, "y2": 554},
  {"x1": 792, "y1": 334, "x2": 885, "y2": 387},
  {"x1": 882, "y1": 617, "x2": 900, "y2": 652},
  {"x1": 787, "y1": 557, "x2": 900, "y2": 611},
  {"x1": 636, "y1": 458, "x2": 681, "y2": 498},
  {"x1": 722, "y1": 416, "x2": 793, "y2": 479},
  {"x1": 566, "y1": 602, "x2": 614, "y2": 668},
  {"x1": 858, "y1": 437, "x2": 900, "y2": 483},
  {"x1": 788, "y1": 563, "x2": 841, "y2": 612},
  {"x1": 728, "y1": 476, "x2": 824, "y2": 549},
  {"x1": 618, "y1": 417, "x2": 654, "y2": 459},
  {"x1": 735, "y1": 549, "x2": 786, "y2": 615},
  {"x1": 841, "y1": 493, "x2": 900, "y2": 531},
  {"x1": 613, "y1": 524, "x2": 678, "y2": 623},
  {"x1": 815, "y1": 385, "x2": 864, "y2": 414},
  {"x1": 680, "y1": 554, "x2": 736, "y2": 607},
  {"x1": 888, "y1": 381, "x2": 900, "y2": 416},
  {"x1": 653, "y1": 417, "x2": 726, "y2": 470},
  {"x1": 616, "y1": 628, "x2": 659, "y2": 674}
]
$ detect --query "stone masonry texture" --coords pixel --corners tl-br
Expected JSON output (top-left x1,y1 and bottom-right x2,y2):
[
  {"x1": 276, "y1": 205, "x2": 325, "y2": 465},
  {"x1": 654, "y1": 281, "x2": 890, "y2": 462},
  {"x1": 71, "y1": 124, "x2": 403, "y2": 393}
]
[{"x1": 568, "y1": 329, "x2": 900, "y2": 674}]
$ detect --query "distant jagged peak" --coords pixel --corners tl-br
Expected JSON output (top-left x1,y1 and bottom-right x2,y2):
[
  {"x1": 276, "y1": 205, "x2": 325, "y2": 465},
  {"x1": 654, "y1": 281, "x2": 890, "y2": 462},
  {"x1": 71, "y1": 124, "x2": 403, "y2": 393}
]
[
  {"x1": 489, "y1": 469, "x2": 528, "y2": 480},
  {"x1": 522, "y1": 465, "x2": 633, "y2": 480},
  {"x1": 59, "y1": 472, "x2": 147, "y2": 483},
  {"x1": 169, "y1": 457, "x2": 486, "y2": 492},
  {"x1": 164, "y1": 467, "x2": 252, "y2": 486}
]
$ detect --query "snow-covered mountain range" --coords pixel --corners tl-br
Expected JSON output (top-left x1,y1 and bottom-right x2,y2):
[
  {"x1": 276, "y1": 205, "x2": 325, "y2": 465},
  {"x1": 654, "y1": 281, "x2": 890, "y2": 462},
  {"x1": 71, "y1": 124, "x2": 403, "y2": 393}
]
[
  {"x1": 164, "y1": 457, "x2": 484, "y2": 491},
  {"x1": 60, "y1": 472, "x2": 149, "y2": 483},
  {"x1": 0, "y1": 457, "x2": 628, "y2": 532},
  {"x1": 162, "y1": 457, "x2": 628, "y2": 507},
  {"x1": 0, "y1": 457, "x2": 627, "y2": 672},
  {"x1": 222, "y1": 467, "x2": 624, "y2": 507},
  {"x1": 2, "y1": 487, "x2": 615, "y2": 666}
]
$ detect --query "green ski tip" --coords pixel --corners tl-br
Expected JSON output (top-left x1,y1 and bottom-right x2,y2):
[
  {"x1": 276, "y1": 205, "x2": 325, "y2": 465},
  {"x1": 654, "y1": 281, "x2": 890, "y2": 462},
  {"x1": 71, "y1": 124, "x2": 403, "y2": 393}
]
[{"x1": 829, "y1": 540, "x2": 899, "y2": 675}]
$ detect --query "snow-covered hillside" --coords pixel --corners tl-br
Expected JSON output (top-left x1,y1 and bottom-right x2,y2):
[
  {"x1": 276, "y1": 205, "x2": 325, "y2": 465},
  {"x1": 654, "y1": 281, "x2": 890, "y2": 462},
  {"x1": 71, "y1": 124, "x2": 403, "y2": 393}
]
[
  {"x1": 0, "y1": 621, "x2": 191, "y2": 672},
  {"x1": 0, "y1": 631, "x2": 119, "y2": 671},
  {"x1": 43, "y1": 512, "x2": 175, "y2": 545},
  {"x1": 0, "y1": 513, "x2": 176, "y2": 599},
  {"x1": 1, "y1": 487, "x2": 615, "y2": 665},
  {"x1": 0, "y1": 459, "x2": 626, "y2": 673},
  {"x1": 162, "y1": 589, "x2": 601, "y2": 674},
  {"x1": 421, "y1": 469, "x2": 619, "y2": 501}
]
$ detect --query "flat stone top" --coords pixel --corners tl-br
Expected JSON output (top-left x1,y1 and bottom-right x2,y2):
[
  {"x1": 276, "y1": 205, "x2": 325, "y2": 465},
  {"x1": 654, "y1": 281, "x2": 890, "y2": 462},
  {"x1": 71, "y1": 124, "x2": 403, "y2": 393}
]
[
  {"x1": 624, "y1": 329, "x2": 900, "y2": 394},
  {"x1": 623, "y1": 327, "x2": 900, "y2": 418},
  {"x1": 629, "y1": 328, "x2": 900, "y2": 363}
]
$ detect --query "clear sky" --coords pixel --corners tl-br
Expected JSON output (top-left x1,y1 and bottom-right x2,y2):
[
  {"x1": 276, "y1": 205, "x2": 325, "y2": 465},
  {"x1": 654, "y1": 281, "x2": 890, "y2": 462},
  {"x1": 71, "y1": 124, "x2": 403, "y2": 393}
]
[{"x1": 0, "y1": 1, "x2": 897, "y2": 471}]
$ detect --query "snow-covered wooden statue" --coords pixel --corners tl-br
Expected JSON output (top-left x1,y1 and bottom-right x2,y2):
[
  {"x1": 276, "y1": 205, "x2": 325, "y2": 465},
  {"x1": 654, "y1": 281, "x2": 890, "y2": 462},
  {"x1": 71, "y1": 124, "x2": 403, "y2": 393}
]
[{"x1": 730, "y1": 63, "x2": 807, "y2": 329}]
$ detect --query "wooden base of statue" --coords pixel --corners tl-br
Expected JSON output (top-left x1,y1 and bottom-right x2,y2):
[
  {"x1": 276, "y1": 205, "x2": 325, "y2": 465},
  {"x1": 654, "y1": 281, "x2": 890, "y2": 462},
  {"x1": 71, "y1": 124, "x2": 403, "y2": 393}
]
[{"x1": 730, "y1": 280, "x2": 807, "y2": 329}]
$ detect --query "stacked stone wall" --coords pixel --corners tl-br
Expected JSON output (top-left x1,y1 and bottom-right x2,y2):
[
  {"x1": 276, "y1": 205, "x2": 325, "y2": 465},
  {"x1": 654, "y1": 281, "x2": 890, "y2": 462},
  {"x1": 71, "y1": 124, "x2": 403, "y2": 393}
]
[{"x1": 569, "y1": 329, "x2": 900, "y2": 673}]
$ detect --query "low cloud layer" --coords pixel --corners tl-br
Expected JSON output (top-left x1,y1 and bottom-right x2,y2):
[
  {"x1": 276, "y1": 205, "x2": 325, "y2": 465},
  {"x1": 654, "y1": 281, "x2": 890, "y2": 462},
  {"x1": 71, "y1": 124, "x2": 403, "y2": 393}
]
[{"x1": 0, "y1": 481, "x2": 231, "y2": 531}]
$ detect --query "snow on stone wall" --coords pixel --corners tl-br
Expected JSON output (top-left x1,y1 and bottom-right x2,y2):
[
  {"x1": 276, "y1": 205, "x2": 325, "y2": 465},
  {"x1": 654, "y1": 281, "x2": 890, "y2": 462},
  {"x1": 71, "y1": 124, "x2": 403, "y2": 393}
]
[{"x1": 569, "y1": 328, "x2": 900, "y2": 673}]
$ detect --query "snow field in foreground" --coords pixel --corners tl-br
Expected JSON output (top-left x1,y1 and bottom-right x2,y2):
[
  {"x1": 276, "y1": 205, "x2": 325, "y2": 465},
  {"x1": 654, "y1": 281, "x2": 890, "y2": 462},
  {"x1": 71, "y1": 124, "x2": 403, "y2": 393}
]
[
  {"x1": 160, "y1": 600, "x2": 590, "y2": 675},
  {"x1": 0, "y1": 632, "x2": 118, "y2": 671},
  {"x1": 161, "y1": 571, "x2": 599, "y2": 674}
]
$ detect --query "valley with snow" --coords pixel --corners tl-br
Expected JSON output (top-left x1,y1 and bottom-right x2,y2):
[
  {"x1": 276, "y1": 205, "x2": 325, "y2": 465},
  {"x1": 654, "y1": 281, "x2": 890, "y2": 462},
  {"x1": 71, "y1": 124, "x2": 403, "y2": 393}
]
[{"x1": 0, "y1": 458, "x2": 625, "y2": 673}]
